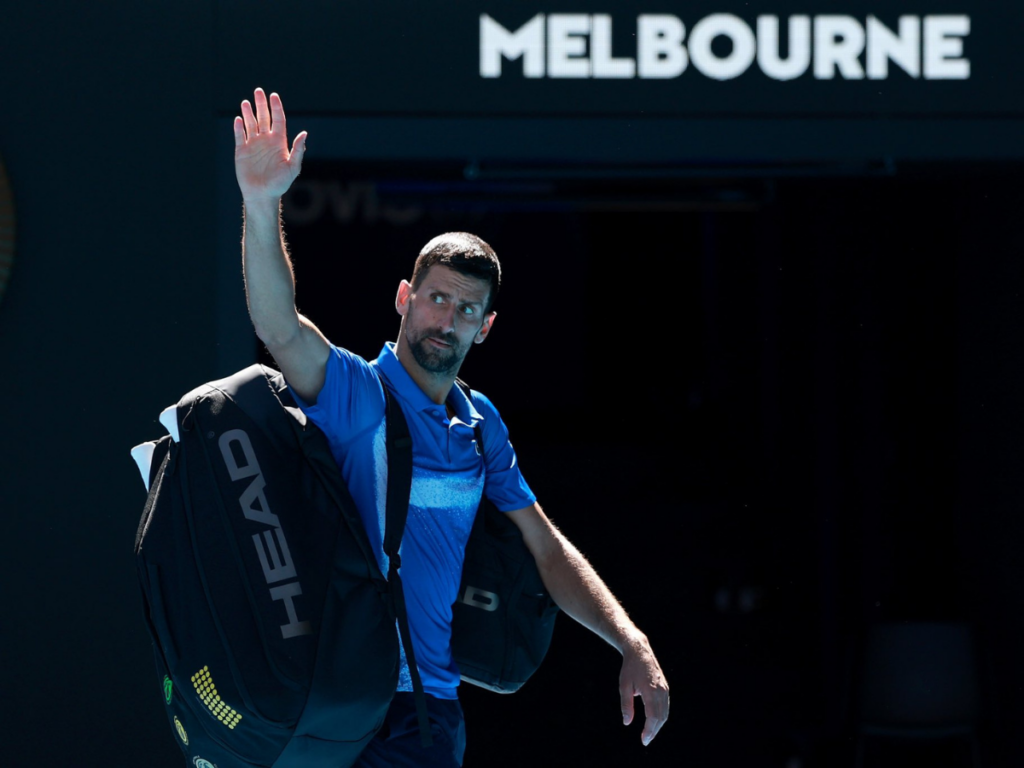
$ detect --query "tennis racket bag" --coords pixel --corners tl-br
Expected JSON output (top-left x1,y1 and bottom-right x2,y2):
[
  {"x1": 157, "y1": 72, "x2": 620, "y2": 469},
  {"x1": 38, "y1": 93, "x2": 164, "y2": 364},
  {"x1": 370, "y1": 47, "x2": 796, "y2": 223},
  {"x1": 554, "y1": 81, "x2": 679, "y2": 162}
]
[{"x1": 134, "y1": 365, "x2": 409, "y2": 768}]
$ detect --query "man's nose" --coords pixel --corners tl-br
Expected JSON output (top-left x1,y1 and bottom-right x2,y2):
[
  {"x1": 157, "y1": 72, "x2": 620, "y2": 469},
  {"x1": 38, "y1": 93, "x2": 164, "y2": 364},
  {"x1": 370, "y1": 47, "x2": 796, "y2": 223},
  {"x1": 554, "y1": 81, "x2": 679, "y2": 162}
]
[{"x1": 440, "y1": 305, "x2": 457, "y2": 333}]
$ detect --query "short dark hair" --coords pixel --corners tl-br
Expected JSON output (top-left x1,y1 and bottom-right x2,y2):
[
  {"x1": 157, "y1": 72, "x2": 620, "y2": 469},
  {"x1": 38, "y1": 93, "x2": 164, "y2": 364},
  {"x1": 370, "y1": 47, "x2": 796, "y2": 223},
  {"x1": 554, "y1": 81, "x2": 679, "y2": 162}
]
[{"x1": 411, "y1": 232, "x2": 501, "y2": 314}]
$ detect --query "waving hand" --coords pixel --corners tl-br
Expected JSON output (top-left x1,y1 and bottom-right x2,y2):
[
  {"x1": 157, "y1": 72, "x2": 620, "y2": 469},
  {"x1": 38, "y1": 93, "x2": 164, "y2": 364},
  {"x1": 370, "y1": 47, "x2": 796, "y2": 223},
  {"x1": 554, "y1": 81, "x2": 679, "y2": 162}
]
[{"x1": 233, "y1": 88, "x2": 307, "y2": 203}]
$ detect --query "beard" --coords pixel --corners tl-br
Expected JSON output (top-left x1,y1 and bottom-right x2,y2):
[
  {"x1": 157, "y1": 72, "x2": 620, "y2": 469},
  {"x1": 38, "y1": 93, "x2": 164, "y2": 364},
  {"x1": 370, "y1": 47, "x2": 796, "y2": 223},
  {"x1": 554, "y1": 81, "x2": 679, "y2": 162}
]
[{"x1": 407, "y1": 327, "x2": 465, "y2": 375}]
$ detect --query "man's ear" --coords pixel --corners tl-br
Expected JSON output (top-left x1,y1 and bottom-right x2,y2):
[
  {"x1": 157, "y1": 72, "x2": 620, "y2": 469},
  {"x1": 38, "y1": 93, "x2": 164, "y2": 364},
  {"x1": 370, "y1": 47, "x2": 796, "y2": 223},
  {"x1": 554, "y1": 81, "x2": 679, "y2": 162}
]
[
  {"x1": 475, "y1": 311, "x2": 497, "y2": 344},
  {"x1": 396, "y1": 279, "x2": 413, "y2": 317}
]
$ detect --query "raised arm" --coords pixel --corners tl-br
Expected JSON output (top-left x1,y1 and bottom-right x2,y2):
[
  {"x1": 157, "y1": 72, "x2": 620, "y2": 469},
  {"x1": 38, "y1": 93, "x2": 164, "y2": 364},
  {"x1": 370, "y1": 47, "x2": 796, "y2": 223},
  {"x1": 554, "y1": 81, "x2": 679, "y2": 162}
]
[
  {"x1": 234, "y1": 87, "x2": 329, "y2": 403},
  {"x1": 506, "y1": 503, "x2": 670, "y2": 746}
]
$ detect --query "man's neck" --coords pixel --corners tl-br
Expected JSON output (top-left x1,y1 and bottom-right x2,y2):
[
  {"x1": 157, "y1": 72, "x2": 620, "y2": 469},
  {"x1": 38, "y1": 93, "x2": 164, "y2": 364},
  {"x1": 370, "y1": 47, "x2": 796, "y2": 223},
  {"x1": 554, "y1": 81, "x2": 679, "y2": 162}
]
[{"x1": 394, "y1": 337, "x2": 458, "y2": 405}]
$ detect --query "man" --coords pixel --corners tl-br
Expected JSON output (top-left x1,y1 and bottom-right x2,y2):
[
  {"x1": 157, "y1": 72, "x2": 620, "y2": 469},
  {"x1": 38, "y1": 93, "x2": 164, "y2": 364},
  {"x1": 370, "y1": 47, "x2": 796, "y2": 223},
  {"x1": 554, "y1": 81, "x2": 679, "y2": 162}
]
[{"x1": 233, "y1": 87, "x2": 669, "y2": 767}]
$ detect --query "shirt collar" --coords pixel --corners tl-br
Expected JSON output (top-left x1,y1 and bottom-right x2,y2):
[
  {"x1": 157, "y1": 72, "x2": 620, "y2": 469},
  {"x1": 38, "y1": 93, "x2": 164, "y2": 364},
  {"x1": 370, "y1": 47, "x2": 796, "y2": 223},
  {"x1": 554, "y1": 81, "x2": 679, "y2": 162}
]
[{"x1": 375, "y1": 342, "x2": 484, "y2": 427}]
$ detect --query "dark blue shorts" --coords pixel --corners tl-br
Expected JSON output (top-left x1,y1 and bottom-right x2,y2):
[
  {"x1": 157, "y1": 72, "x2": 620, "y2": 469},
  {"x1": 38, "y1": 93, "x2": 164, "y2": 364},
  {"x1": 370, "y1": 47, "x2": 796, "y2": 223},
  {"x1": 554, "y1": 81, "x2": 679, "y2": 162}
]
[{"x1": 353, "y1": 693, "x2": 466, "y2": 768}]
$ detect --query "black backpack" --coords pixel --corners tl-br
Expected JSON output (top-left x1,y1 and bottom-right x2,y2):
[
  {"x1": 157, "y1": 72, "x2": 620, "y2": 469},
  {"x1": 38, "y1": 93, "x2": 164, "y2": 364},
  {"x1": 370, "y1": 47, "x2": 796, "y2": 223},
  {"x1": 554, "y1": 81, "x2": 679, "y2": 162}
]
[
  {"x1": 134, "y1": 365, "x2": 557, "y2": 766},
  {"x1": 446, "y1": 380, "x2": 559, "y2": 693}
]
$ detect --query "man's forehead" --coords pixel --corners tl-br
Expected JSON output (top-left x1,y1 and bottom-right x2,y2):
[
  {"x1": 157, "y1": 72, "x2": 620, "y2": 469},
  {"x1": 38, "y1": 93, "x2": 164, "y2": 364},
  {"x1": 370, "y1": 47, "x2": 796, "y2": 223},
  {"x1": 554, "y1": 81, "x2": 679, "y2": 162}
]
[{"x1": 418, "y1": 265, "x2": 490, "y2": 303}]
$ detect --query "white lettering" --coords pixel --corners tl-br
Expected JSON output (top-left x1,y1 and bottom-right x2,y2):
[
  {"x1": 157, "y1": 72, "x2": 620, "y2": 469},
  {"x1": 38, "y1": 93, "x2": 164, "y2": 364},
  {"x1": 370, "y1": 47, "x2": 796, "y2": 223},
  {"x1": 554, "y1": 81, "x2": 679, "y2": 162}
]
[
  {"x1": 220, "y1": 430, "x2": 281, "y2": 527},
  {"x1": 220, "y1": 429, "x2": 259, "y2": 481},
  {"x1": 867, "y1": 16, "x2": 920, "y2": 79},
  {"x1": 479, "y1": 13, "x2": 544, "y2": 78},
  {"x1": 814, "y1": 15, "x2": 866, "y2": 79},
  {"x1": 689, "y1": 14, "x2": 757, "y2": 81},
  {"x1": 478, "y1": 13, "x2": 972, "y2": 83},
  {"x1": 218, "y1": 429, "x2": 310, "y2": 639},
  {"x1": 637, "y1": 15, "x2": 687, "y2": 78},
  {"x1": 924, "y1": 15, "x2": 970, "y2": 79},
  {"x1": 461, "y1": 586, "x2": 499, "y2": 612},
  {"x1": 270, "y1": 582, "x2": 313, "y2": 639},
  {"x1": 253, "y1": 527, "x2": 298, "y2": 584},
  {"x1": 757, "y1": 15, "x2": 811, "y2": 81},
  {"x1": 548, "y1": 14, "x2": 590, "y2": 78},
  {"x1": 237, "y1": 472, "x2": 280, "y2": 528},
  {"x1": 591, "y1": 14, "x2": 635, "y2": 78}
]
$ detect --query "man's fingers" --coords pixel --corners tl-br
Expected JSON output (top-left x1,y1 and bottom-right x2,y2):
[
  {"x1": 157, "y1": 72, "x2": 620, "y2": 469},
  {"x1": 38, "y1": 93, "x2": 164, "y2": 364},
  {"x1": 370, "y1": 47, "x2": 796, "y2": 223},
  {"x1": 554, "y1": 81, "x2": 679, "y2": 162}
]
[
  {"x1": 254, "y1": 88, "x2": 271, "y2": 132},
  {"x1": 270, "y1": 92, "x2": 286, "y2": 135},
  {"x1": 241, "y1": 100, "x2": 258, "y2": 139},
  {"x1": 641, "y1": 714, "x2": 664, "y2": 746},
  {"x1": 233, "y1": 116, "x2": 246, "y2": 147},
  {"x1": 619, "y1": 682, "x2": 635, "y2": 726},
  {"x1": 290, "y1": 131, "x2": 308, "y2": 168},
  {"x1": 639, "y1": 688, "x2": 670, "y2": 746}
]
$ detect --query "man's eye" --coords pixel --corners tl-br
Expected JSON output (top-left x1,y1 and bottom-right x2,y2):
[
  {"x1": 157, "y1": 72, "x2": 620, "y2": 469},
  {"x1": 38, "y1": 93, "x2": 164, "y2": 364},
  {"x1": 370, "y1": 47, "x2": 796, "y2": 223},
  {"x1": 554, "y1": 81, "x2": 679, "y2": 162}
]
[
  {"x1": 460, "y1": 305, "x2": 475, "y2": 315},
  {"x1": 432, "y1": 295, "x2": 444, "y2": 304}
]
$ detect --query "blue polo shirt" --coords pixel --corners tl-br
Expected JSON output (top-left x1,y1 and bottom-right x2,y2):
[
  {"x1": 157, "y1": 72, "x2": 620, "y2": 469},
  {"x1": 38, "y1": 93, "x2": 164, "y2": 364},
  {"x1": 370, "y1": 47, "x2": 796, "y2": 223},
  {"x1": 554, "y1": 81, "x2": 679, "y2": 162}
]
[{"x1": 290, "y1": 342, "x2": 536, "y2": 699}]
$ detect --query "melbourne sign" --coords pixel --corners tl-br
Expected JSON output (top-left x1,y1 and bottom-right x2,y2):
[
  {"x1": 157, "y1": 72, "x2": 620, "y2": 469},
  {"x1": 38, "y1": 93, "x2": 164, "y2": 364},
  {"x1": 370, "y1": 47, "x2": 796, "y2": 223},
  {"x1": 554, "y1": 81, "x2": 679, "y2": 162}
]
[
  {"x1": 216, "y1": 3, "x2": 1020, "y2": 161},
  {"x1": 481, "y1": 13, "x2": 970, "y2": 81}
]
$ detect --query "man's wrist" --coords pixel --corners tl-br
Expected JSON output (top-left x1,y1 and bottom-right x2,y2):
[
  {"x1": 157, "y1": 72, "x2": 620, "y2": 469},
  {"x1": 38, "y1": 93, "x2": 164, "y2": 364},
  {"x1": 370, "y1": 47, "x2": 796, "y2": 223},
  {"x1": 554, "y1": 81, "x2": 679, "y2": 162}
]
[
  {"x1": 243, "y1": 196, "x2": 282, "y2": 220},
  {"x1": 613, "y1": 625, "x2": 649, "y2": 656}
]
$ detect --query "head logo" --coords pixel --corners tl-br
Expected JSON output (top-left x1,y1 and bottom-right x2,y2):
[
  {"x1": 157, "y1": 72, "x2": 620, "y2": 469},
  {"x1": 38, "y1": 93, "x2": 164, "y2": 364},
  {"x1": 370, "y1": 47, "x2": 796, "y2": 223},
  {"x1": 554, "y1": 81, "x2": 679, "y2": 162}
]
[
  {"x1": 218, "y1": 429, "x2": 311, "y2": 639},
  {"x1": 193, "y1": 758, "x2": 217, "y2": 768},
  {"x1": 163, "y1": 675, "x2": 174, "y2": 704},
  {"x1": 0, "y1": 155, "x2": 14, "y2": 312},
  {"x1": 174, "y1": 716, "x2": 189, "y2": 745}
]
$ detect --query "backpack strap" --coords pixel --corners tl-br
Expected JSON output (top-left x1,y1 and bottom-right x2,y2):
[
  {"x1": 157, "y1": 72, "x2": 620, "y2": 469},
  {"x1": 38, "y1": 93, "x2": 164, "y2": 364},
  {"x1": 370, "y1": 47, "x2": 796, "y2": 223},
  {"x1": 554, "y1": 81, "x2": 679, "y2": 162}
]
[
  {"x1": 454, "y1": 378, "x2": 485, "y2": 454},
  {"x1": 455, "y1": 378, "x2": 489, "y2": 541},
  {"x1": 379, "y1": 376, "x2": 433, "y2": 748}
]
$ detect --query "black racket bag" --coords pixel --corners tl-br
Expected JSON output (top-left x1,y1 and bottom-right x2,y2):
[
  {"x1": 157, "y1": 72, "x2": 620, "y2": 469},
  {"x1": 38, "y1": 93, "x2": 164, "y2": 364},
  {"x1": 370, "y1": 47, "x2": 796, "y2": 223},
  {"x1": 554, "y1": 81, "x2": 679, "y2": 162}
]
[{"x1": 134, "y1": 365, "x2": 399, "y2": 767}]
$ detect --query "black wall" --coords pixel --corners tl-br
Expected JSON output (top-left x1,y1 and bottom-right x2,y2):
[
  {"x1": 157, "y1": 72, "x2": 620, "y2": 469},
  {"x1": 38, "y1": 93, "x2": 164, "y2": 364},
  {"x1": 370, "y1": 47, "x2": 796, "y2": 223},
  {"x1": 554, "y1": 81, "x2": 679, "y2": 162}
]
[
  {"x1": 2, "y1": 3, "x2": 1024, "y2": 767},
  {"x1": 0, "y1": 1, "x2": 218, "y2": 762}
]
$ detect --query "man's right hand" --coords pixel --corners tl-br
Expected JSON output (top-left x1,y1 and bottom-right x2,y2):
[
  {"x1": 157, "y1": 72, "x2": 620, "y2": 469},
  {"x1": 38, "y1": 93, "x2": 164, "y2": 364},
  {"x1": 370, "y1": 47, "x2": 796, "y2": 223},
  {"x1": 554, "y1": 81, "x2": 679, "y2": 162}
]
[
  {"x1": 233, "y1": 88, "x2": 307, "y2": 203},
  {"x1": 234, "y1": 87, "x2": 327, "y2": 404}
]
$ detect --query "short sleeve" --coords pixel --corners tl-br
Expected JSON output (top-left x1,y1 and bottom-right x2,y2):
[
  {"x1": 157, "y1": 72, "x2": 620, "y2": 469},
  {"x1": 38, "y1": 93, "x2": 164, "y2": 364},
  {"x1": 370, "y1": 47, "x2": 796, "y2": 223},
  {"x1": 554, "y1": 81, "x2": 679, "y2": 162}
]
[
  {"x1": 287, "y1": 344, "x2": 385, "y2": 445},
  {"x1": 471, "y1": 390, "x2": 537, "y2": 512}
]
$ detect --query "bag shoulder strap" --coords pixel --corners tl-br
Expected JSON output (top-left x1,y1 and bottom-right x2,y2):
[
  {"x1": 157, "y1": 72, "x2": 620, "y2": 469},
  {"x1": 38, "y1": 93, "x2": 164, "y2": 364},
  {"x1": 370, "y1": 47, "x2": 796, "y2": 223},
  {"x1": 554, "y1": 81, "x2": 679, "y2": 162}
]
[
  {"x1": 377, "y1": 372, "x2": 433, "y2": 747},
  {"x1": 454, "y1": 377, "x2": 485, "y2": 453},
  {"x1": 455, "y1": 378, "x2": 491, "y2": 540},
  {"x1": 381, "y1": 381, "x2": 412, "y2": 559}
]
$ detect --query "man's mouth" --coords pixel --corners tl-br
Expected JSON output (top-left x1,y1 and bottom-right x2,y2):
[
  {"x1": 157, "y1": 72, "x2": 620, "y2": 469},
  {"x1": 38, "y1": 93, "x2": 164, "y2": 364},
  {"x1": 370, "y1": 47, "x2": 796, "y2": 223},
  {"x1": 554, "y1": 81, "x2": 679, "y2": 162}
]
[{"x1": 427, "y1": 336, "x2": 452, "y2": 348}]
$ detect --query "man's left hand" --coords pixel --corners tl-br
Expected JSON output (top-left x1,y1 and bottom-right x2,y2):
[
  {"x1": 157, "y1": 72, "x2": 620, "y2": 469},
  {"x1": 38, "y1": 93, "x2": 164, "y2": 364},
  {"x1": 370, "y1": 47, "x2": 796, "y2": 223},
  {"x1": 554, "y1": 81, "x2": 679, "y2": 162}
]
[{"x1": 619, "y1": 635, "x2": 670, "y2": 746}]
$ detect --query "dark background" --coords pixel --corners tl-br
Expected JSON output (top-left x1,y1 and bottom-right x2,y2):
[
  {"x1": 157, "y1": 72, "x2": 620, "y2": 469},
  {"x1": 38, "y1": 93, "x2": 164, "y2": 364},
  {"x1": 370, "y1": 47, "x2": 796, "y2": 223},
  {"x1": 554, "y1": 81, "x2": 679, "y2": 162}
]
[{"x1": 2, "y1": 2, "x2": 1023, "y2": 767}]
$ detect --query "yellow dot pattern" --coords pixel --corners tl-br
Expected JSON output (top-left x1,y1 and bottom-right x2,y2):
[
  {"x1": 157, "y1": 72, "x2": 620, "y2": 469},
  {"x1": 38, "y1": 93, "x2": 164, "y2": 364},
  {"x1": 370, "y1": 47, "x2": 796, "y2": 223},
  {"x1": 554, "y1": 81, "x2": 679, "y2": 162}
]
[{"x1": 191, "y1": 666, "x2": 243, "y2": 730}]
